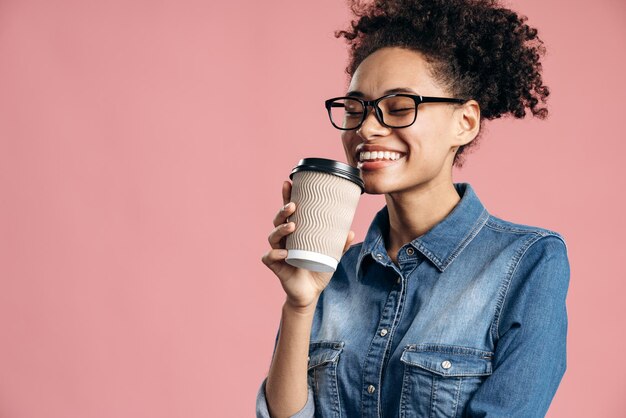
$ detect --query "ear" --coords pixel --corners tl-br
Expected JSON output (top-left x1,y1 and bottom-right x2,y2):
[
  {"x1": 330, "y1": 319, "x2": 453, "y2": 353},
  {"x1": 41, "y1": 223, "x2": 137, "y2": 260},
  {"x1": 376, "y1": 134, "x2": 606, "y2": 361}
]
[{"x1": 453, "y1": 100, "x2": 480, "y2": 146}]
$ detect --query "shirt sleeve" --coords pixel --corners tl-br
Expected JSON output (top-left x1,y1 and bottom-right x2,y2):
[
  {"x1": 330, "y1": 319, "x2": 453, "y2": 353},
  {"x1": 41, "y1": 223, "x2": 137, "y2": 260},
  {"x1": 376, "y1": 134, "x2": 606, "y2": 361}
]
[
  {"x1": 255, "y1": 325, "x2": 316, "y2": 418},
  {"x1": 464, "y1": 235, "x2": 570, "y2": 418}
]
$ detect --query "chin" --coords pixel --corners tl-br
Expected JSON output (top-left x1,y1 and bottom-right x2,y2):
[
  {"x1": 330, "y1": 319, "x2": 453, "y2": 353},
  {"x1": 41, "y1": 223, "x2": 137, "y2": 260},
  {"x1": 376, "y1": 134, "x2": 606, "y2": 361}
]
[
  {"x1": 363, "y1": 179, "x2": 397, "y2": 195},
  {"x1": 364, "y1": 186, "x2": 386, "y2": 195}
]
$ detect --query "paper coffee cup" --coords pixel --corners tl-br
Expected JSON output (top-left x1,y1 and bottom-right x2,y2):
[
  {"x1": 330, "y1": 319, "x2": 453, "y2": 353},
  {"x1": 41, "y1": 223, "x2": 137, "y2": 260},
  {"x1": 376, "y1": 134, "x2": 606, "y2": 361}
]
[{"x1": 285, "y1": 158, "x2": 364, "y2": 272}]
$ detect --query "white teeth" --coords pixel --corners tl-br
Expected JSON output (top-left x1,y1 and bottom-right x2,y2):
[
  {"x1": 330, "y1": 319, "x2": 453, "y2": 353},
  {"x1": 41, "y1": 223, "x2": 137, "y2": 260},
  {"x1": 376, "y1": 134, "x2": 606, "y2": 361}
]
[{"x1": 359, "y1": 151, "x2": 403, "y2": 162}]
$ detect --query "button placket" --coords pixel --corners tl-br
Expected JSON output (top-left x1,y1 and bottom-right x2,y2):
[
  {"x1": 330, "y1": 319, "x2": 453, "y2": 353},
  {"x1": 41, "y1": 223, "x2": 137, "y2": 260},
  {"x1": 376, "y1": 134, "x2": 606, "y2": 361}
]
[{"x1": 360, "y1": 265, "x2": 406, "y2": 413}]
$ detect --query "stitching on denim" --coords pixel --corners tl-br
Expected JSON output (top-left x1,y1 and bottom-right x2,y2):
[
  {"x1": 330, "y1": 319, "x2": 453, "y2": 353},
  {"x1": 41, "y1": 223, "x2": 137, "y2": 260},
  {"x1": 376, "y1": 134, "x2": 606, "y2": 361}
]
[
  {"x1": 491, "y1": 233, "x2": 549, "y2": 341},
  {"x1": 384, "y1": 270, "x2": 410, "y2": 364},
  {"x1": 402, "y1": 363, "x2": 491, "y2": 378},
  {"x1": 311, "y1": 340, "x2": 341, "y2": 345},
  {"x1": 481, "y1": 216, "x2": 568, "y2": 344},
  {"x1": 452, "y1": 376, "x2": 462, "y2": 418},
  {"x1": 413, "y1": 208, "x2": 488, "y2": 271},
  {"x1": 430, "y1": 375, "x2": 438, "y2": 418},
  {"x1": 490, "y1": 236, "x2": 533, "y2": 342},
  {"x1": 400, "y1": 362, "x2": 410, "y2": 418},
  {"x1": 360, "y1": 234, "x2": 385, "y2": 279},
  {"x1": 332, "y1": 360, "x2": 342, "y2": 418},
  {"x1": 360, "y1": 339, "x2": 377, "y2": 414},
  {"x1": 309, "y1": 340, "x2": 345, "y2": 347},
  {"x1": 408, "y1": 343, "x2": 494, "y2": 357},
  {"x1": 360, "y1": 274, "x2": 394, "y2": 416},
  {"x1": 310, "y1": 351, "x2": 342, "y2": 417},
  {"x1": 375, "y1": 269, "x2": 408, "y2": 416},
  {"x1": 485, "y1": 222, "x2": 546, "y2": 235},
  {"x1": 401, "y1": 346, "x2": 493, "y2": 377},
  {"x1": 308, "y1": 342, "x2": 343, "y2": 370},
  {"x1": 484, "y1": 216, "x2": 564, "y2": 238},
  {"x1": 493, "y1": 234, "x2": 568, "y2": 341},
  {"x1": 442, "y1": 208, "x2": 490, "y2": 269},
  {"x1": 357, "y1": 235, "x2": 386, "y2": 282},
  {"x1": 413, "y1": 243, "x2": 443, "y2": 269}
]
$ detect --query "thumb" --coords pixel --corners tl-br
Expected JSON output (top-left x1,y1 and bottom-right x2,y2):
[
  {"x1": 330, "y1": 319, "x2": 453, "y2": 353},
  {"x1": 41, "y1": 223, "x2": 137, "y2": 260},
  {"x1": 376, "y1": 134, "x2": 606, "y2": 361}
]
[{"x1": 342, "y1": 230, "x2": 356, "y2": 255}]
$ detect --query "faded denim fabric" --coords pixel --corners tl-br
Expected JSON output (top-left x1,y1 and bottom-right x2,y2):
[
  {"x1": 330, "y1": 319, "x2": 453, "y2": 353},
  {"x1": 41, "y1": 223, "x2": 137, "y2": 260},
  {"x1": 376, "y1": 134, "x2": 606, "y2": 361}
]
[{"x1": 257, "y1": 182, "x2": 570, "y2": 418}]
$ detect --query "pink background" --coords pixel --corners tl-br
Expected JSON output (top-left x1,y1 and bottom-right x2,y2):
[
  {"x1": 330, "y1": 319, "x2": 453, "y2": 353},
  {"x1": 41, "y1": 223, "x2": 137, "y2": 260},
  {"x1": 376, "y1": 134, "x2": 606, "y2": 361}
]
[{"x1": 0, "y1": 0, "x2": 624, "y2": 417}]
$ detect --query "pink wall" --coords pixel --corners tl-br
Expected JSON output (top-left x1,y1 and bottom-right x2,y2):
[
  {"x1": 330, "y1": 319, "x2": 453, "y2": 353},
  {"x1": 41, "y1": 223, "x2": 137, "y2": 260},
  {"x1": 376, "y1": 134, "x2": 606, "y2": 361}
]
[{"x1": 0, "y1": 0, "x2": 624, "y2": 417}]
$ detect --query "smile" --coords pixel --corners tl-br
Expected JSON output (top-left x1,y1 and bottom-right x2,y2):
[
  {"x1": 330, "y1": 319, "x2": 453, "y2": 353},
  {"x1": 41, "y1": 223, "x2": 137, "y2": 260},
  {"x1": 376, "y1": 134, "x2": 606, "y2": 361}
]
[
  {"x1": 358, "y1": 151, "x2": 402, "y2": 162},
  {"x1": 357, "y1": 153, "x2": 406, "y2": 171}
]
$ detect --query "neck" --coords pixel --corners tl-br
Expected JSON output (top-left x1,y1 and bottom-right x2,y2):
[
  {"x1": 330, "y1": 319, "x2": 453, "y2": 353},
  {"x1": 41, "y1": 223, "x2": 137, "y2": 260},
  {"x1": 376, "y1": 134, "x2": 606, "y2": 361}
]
[{"x1": 384, "y1": 180, "x2": 461, "y2": 262}]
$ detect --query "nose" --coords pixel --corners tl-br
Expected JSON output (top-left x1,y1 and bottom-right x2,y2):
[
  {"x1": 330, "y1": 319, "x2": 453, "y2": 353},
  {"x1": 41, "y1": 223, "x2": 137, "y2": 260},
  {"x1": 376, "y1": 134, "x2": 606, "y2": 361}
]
[{"x1": 357, "y1": 105, "x2": 391, "y2": 140}]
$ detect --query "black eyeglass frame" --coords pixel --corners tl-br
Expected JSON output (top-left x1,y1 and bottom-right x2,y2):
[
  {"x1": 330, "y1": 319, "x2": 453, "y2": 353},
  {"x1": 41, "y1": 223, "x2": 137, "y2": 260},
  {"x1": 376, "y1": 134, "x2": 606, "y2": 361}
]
[{"x1": 324, "y1": 94, "x2": 468, "y2": 131}]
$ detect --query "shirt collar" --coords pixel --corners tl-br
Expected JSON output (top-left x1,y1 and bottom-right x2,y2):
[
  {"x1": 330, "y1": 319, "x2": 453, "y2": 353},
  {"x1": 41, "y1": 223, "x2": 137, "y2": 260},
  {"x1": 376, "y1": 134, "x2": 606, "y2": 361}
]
[{"x1": 355, "y1": 183, "x2": 489, "y2": 280}]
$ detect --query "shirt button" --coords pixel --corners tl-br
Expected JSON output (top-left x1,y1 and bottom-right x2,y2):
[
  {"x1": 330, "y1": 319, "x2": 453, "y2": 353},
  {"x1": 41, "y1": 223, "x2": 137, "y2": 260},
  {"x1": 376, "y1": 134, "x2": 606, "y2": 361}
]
[
  {"x1": 441, "y1": 360, "x2": 452, "y2": 369},
  {"x1": 396, "y1": 277, "x2": 401, "y2": 284},
  {"x1": 367, "y1": 385, "x2": 376, "y2": 394},
  {"x1": 380, "y1": 328, "x2": 388, "y2": 337},
  {"x1": 406, "y1": 247, "x2": 415, "y2": 255},
  {"x1": 376, "y1": 253, "x2": 383, "y2": 260}
]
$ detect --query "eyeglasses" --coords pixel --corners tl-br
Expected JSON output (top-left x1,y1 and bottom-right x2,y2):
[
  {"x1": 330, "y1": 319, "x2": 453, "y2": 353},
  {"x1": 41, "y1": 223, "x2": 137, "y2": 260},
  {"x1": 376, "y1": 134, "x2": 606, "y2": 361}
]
[{"x1": 324, "y1": 94, "x2": 467, "y2": 130}]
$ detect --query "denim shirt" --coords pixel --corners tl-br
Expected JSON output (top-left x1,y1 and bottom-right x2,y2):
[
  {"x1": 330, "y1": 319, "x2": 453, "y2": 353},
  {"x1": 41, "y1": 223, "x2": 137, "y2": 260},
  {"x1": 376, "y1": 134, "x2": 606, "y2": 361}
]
[{"x1": 257, "y1": 182, "x2": 570, "y2": 418}]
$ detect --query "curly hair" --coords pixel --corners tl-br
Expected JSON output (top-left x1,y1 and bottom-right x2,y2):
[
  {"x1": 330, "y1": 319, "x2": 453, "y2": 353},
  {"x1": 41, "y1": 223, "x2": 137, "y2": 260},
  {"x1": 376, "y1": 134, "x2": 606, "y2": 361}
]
[{"x1": 336, "y1": 0, "x2": 549, "y2": 167}]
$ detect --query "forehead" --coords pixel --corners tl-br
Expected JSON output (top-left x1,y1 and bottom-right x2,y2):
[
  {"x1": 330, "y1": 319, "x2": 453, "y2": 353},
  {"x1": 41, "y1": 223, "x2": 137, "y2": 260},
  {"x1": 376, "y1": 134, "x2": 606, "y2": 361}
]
[{"x1": 348, "y1": 47, "x2": 444, "y2": 97}]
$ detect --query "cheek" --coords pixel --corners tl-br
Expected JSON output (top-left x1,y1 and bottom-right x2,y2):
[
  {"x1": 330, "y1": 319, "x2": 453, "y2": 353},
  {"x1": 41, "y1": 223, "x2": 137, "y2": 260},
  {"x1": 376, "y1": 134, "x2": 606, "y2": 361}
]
[
  {"x1": 398, "y1": 128, "x2": 423, "y2": 156},
  {"x1": 403, "y1": 124, "x2": 446, "y2": 157}
]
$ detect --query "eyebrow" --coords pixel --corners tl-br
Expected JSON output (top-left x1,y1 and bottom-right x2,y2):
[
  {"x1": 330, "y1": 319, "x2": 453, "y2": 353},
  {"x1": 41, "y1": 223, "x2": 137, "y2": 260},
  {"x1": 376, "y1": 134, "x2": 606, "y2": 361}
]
[{"x1": 346, "y1": 87, "x2": 418, "y2": 97}]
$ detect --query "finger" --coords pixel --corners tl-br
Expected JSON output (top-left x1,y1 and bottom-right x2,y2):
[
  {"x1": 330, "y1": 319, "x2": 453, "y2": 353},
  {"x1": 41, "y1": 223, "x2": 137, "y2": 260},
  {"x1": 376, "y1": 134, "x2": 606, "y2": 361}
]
[
  {"x1": 268, "y1": 221, "x2": 295, "y2": 249},
  {"x1": 261, "y1": 248, "x2": 290, "y2": 275},
  {"x1": 342, "y1": 230, "x2": 355, "y2": 255},
  {"x1": 282, "y1": 181, "x2": 292, "y2": 206},
  {"x1": 273, "y1": 202, "x2": 296, "y2": 227}
]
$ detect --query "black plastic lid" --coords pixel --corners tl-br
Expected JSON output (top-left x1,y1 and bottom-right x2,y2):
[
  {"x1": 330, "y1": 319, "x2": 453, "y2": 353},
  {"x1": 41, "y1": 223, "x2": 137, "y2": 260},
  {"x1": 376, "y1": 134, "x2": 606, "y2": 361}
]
[{"x1": 289, "y1": 158, "x2": 364, "y2": 194}]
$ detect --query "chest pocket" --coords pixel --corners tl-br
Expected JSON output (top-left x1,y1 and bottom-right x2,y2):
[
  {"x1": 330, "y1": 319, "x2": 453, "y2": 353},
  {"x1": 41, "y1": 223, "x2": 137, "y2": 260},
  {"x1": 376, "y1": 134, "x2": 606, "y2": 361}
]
[
  {"x1": 399, "y1": 344, "x2": 493, "y2": 418},
  {"x1": 307, "y1": 341, "x2": 344, "y2": 418}
]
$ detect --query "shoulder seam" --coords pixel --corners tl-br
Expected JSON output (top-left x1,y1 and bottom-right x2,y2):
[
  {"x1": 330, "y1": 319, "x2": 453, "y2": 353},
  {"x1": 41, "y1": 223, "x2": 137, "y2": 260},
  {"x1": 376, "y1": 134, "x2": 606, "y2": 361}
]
[
  {"x1": 484, "y1": 217, "x2": 566, "y2": 245},
  {"x1": 491, "y1": 234, "x2": 567, "y2": 342}
]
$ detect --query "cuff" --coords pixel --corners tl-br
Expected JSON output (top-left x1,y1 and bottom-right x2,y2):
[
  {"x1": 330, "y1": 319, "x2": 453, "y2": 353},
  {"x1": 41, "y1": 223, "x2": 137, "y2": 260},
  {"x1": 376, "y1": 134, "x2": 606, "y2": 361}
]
[{"x1": 256, "y1": 377, "x2": 315, "y2": 418}]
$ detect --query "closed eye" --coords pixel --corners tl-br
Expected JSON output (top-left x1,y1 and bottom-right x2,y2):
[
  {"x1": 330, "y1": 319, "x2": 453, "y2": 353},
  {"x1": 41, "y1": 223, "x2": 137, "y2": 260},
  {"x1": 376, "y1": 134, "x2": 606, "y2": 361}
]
[{"x1": 388, "y1": 108, "x2": 414, "y2": 114}]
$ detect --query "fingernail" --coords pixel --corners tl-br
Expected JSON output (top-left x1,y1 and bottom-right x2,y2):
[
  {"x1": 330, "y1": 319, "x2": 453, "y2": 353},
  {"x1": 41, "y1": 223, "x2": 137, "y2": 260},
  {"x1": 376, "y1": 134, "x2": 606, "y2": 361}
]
[
  {"x1": 283, "y1": 203, "x2": 292, "y2": 211},
  {"x1": 278, "y1": 250, "x2": 288, "y2": 257}
]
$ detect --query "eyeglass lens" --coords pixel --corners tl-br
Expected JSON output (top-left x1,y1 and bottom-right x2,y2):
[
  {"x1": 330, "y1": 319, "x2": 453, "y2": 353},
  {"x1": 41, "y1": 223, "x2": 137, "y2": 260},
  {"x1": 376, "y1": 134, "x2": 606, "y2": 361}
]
[{"x1": 329, "y1": 96, "x2": 417, "y2": 129}]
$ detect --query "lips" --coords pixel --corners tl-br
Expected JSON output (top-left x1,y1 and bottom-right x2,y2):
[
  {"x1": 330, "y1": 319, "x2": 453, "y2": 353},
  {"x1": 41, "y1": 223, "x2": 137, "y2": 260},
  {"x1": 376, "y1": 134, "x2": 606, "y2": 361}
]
[
  {"x1": 358, "y1": 150, "x2": 401, "y2": 162},
  {"x1": 355, "y1": 148, "x2": 407, "y2": 171},
  {"x1": 354, "y1": 145, "x2": 406, "y2": 164}
]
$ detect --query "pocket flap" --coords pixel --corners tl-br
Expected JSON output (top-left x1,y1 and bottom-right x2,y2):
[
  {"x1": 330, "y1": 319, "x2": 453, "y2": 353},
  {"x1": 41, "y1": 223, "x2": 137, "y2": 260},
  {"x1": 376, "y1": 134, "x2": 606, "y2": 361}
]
[
  {"x1": 400, "y1": 344, "x2": 493, "y2": 377},
  {"x1": 307, "y1": 341, "x2": 344, "y2": 370}
]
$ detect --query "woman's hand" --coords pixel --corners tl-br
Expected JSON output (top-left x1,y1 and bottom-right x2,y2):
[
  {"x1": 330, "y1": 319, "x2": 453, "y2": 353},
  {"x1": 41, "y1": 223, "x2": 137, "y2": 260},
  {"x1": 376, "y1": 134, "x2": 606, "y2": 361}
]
[{"x1": 261, "y1": 180, "x2": 355, "y2": 312}]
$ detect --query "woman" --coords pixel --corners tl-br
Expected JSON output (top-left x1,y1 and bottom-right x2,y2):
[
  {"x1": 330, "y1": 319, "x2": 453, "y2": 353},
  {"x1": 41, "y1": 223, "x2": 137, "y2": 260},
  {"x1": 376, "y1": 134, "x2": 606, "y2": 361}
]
[{"x1": 257, "y1": 0, "x2": 570, "y2": 417}]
